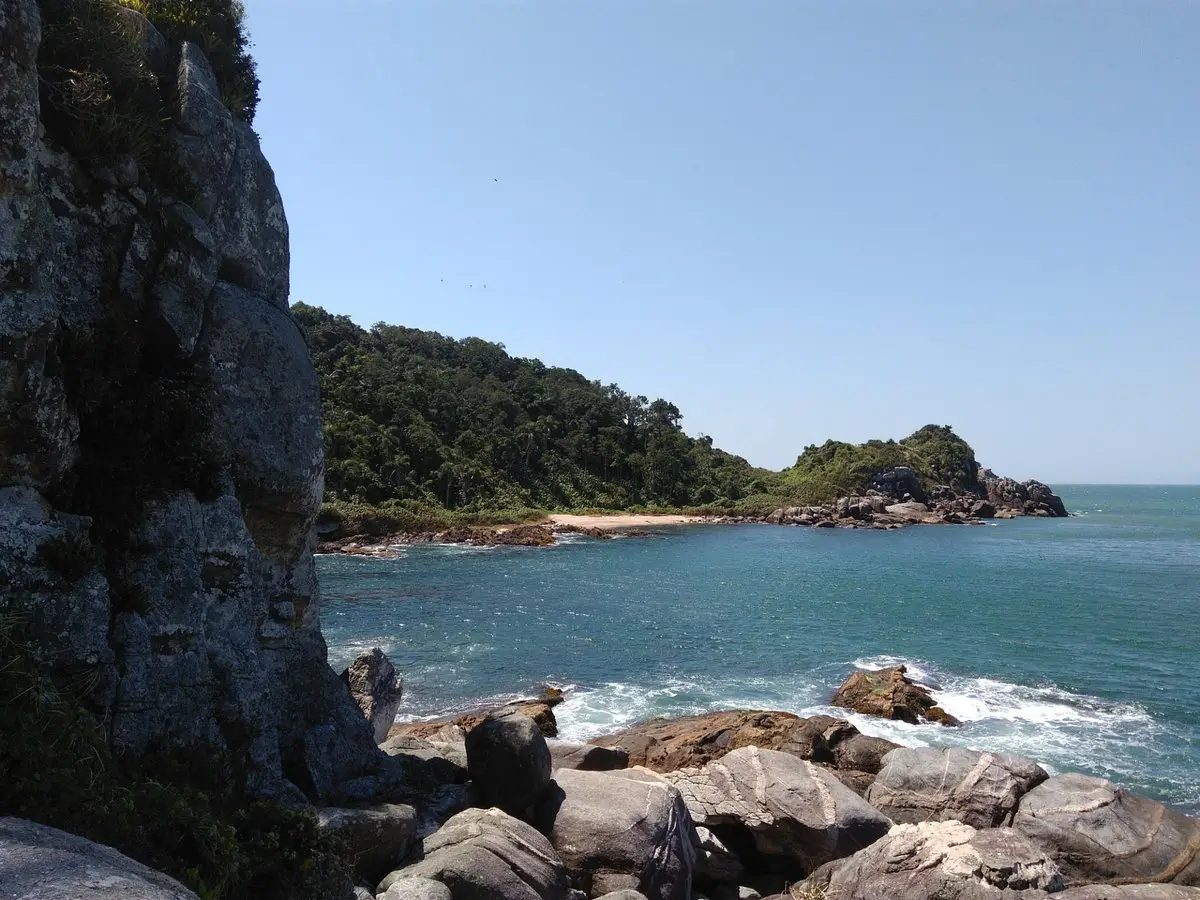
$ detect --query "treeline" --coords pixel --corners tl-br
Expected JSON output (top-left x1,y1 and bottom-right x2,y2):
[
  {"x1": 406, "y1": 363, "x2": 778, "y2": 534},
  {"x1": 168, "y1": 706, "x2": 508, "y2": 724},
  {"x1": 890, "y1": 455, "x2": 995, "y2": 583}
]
[{"x1": 292, "y1": 305, "x2": 773, "y2": 514}]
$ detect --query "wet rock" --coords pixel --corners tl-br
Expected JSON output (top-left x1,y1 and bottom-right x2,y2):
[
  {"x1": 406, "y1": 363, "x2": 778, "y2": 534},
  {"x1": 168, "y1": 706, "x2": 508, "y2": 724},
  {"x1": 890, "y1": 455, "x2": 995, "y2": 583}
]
[
  {"x1": 830, "y1": 665, "x2": 947, "y2": 725},
  {"x1": 592, "y1": 710, "x2": 898, "y2": 777},
  {"x1": 547, "y1": 740, "x2": 630, "y2": 772}
]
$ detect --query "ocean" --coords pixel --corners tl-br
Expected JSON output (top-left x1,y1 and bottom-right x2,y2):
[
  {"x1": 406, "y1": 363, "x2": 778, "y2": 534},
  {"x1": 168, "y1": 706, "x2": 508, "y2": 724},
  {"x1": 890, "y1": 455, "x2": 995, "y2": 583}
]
[{"x1": 319, "y1": 485, "x2": 1200, "y2": 814}]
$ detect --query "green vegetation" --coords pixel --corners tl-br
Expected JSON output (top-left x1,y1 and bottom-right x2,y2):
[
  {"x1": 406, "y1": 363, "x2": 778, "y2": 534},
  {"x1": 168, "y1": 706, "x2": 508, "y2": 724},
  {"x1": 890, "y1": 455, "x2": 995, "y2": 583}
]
[
  {"x1": 779, "y1": 425, "x2": 979, "y2": 503},
  {"x1": 0, "y1": 615, "x2": 351, "y2": 900},
  {"x1": 296, "y1": 307, "x2": 987, "y2": 530},
  {"x1": 38, "y1": 0, "x2": 258, "y2": 169},
  {"x1": 295, "y1": 304, "x2": 773, "y2": 513}
]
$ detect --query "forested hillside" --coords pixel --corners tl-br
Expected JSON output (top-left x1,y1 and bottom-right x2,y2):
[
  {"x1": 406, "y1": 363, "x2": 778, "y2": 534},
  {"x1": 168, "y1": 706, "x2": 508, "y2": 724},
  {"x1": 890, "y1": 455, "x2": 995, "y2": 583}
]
[
  {"x1": 293, "y1": 305, "x2": 770, "y2": 513},
  {"x1": 294, "y1": 305, "x2": 1007, "y2": 524}
]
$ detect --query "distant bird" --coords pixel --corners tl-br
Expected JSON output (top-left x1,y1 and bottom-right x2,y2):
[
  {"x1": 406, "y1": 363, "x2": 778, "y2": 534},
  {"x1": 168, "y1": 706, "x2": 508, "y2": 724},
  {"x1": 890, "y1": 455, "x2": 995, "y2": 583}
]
[
  {"x1": 483, "y1": 284, "x2": 487, "y2": 288},
  {"x1": 493, "y1": 178, "x2": 499, "y2": 182}
]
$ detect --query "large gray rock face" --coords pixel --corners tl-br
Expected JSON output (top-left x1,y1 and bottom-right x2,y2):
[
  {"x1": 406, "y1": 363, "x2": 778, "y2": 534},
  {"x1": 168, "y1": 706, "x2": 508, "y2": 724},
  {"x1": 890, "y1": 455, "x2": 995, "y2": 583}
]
[
  {"x1": 381, "y1": 807, "x2": 570, "y2": 900},
  {"x1": 0, "y1": 12, "x2": 382, "y2": 803},
  {"x1": 866, "y1": 747, "x2": 1049, "y2": 828},
  {"x1": 1012, "y1": 774, "x2": 1200, "y2": 887},
  {"x1": 342, "y1": 648, "x2": 404, "y2": 744},
  {"x1": 807, "y1": 819, "x2": 1064, "y2": 900},
  {"x1": 534, "y1": 767, "x2": 697, "y2": 900},
  {"x1": 0, "y1": 817, "x2": 200, "y2": 899},
  {"x1": 664, "y1": 746, "x2": 892, "y2": 879}
]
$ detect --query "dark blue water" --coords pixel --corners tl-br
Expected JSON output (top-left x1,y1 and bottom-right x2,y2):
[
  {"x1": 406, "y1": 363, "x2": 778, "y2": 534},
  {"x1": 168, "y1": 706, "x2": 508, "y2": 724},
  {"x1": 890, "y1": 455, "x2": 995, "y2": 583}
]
[{"x1": 319, "y1": 485, "x2": 1200, "y2": 813}]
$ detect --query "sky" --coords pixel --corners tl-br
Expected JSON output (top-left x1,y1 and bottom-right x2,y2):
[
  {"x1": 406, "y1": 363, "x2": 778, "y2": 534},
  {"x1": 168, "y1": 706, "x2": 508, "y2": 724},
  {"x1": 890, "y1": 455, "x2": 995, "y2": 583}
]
[{"x1": 246, "y1": 1, "x2": 1199, "y2": 483}]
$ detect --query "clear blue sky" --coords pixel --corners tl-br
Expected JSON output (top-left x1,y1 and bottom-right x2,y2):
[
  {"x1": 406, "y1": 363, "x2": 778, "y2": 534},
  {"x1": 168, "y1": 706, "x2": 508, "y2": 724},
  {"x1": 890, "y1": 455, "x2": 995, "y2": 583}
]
[{"x1": 246, "y1": 1, "x2": 1199, "y2": 483}]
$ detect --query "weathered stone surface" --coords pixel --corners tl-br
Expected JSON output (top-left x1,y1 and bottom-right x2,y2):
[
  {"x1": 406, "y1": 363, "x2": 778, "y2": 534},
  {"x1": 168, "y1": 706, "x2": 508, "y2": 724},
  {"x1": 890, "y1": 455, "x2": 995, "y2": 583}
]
[
  {"x1": 0, "y1": 817, "x2": 200, "y2": 899},
  {"x1": 1056, "y1": 888, "x2": 1200, "y2": 899},
  {"x1": 978, "y1": 469, "x2": 1069, "y2": 517},
  {"x1": 547, "y1": 740, "x2": 629, "y2": 772},
  {"x1": 866, "y1": 747, "x2": 1048, "y2": 828},
  {"x1": 885, "y1": 501, "x2": 933, "y2": 522},
  {"x1": 693, "y1": 825, "x2": 744, "y2": 886},
  {"x1": 341, "y1": 648, "x2": 404, "y2": 744},
  {"x1": 664, "y1": 747, "x2": 892, "y2": 878},
  {"x1": 592, "y1": 710, "x2": 898, "y2": 777},
  {"x1": 534, "y1": 767, "x2": 696, "y2": 900},
  {"x1": 465, "y1": 712, "x2": 553, "y2": 815},
  {"x1": 388, "y1": 695, "x2": 559, "y2": 742},
  {"x1": 317, "y1": 804, "x2": 417, "y2": 887},
  {"x1": 380, "y1": 878, "x2": 453, "y2": 900},
  {"x1": 0, "y1": 17, "x2": 387, "y2": 807},
  {"x1": 1012, "y1": 774, "x2": 1200, "y2": 886},
  {"x1": 380, "y1": 807, "x2": 570, "y2": 900},
  {"x1": 830, "y1": 665, "x2": 945, "y2": 725},
  {"x1": 807, "y1": 819, "x2": 1063, "y2": 899}
]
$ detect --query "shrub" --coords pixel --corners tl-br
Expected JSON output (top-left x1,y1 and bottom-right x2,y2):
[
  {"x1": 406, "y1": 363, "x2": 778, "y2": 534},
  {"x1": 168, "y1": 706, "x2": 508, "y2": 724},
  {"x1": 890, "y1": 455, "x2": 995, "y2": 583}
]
[{"x1": 38, "y1": 0, "x2": 259, "y2": 168}]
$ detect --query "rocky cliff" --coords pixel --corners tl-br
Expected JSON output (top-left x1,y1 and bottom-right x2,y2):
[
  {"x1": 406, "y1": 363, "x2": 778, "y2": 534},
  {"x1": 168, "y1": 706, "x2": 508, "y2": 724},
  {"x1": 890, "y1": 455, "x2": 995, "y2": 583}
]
[{"x1": 0, "y1": 0, "x2": 384, "y2": 805}]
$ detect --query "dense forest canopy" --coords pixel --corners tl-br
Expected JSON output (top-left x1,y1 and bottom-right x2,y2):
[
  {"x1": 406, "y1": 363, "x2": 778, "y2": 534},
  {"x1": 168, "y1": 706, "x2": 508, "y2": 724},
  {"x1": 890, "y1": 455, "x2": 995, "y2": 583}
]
[
  {"x1": 294, "y1": 305, "x2": 986, "y2": 516},
  {"x1": 293, "y1": 304, "x2": 769, "y2": 512}
]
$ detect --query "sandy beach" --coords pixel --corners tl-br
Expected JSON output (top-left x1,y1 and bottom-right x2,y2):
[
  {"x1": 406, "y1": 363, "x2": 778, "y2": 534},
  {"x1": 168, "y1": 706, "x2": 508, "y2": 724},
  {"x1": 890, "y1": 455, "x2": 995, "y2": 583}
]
[{"x1": 546, "y1": 513, "x2": 706, "y2": 531}]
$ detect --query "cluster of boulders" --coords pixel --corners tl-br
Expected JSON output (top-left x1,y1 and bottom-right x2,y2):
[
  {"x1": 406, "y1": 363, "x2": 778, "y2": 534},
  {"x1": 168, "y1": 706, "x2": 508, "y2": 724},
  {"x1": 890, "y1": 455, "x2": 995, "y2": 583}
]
[
  {"x1": 5, "y1": 651, "x2": 1199, "y2": 899},
  {"x1": 762, "y1": 466, "x2": 1069, "y2": 530}
]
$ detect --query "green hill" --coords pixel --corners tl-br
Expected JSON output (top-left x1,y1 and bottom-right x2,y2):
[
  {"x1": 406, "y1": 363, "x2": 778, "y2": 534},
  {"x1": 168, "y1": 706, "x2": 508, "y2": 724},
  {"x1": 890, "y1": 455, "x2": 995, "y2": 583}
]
[{"x1": 294, "y1": 305, "x2": 993, "y2": 524}]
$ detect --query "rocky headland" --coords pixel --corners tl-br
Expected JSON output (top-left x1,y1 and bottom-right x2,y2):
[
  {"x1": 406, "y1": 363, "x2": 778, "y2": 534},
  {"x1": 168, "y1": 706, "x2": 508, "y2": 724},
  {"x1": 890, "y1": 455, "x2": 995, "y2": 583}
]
[{"x1": 0, "y1": 4, "x2": 1160, "y2": 900}]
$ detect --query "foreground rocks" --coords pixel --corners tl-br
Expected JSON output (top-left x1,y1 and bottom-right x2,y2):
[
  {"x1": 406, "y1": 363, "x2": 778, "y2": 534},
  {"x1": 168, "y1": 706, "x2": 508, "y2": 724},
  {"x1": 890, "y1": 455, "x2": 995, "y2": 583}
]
[
  {"x1": 867, "y1": 747, "x2": 1049, "y2": 828},
  {"x1": 0, "y1": 817, "x2": 200, "y2": 899},
  {"x1": 379, "y1": 807, "x2": 570, "y2": 900},
  {"x1": 805, "y1": 819, "x2": 1065, "y2": 899},
  {"x1": 387, "y1": 689, "x2": 564, "y2": 742},
  {"x1": 535, "y1": 768, "x2": 696, "y2": 900},
  {"x1": 830, "y1": 664, "x2": 961, "y2": 726},
  {"x1": 1013, "y1": 774, "x2": 1200, "y2": 886},
  {"x1": 665, "y1": 747, "x2": 892, "y2": 879}
]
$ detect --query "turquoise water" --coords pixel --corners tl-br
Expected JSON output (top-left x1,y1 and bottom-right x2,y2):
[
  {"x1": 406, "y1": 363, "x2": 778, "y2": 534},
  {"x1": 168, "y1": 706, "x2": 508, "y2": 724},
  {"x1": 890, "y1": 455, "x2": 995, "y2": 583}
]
[{"x1": 319, "y1": 485, "x2": 1200, "y2": 814}]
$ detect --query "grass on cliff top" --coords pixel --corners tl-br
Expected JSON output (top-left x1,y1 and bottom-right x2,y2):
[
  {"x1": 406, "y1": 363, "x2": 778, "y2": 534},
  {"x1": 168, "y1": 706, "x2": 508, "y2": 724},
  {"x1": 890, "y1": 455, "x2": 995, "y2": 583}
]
[
  {"x1": 0, "y1": 616, "x2": 350, "y2": 900},
  {"x1": 38, "y1": 0, "x2": 258, "y2": 168}
]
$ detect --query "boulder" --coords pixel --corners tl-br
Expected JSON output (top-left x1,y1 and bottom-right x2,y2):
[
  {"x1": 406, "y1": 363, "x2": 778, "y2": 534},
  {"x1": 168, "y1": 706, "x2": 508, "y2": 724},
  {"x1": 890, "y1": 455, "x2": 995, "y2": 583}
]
[
  {"x1": 465, "y1": 711, "x2": 553, "y2": 816},
  {"x1": 317, "y1": 804, "x2": 417, "y2": 887},
  {"x1": 380, "y1": 807, "x2": 569, "y2": 900},
  {"x1": 547, "y1": 740, "x2": 630, "y2": 772},
  {"x1": 592, "y1": 710, "x2": 898, "y2": 776},
  {"x1": 884, "y1": 501, "x2": 932, "y2": 523},
  {"x1": 664, "y1": 747, "x2": 892, "y2": 879},
  {"x1": 0, "y1": 817, "x2": 200, "y2": 898},
  {"x1": 1056, "y1": 888, "x2": 1200, "y2": 899},
  {"x1": 534, "y1": 767, "x2": 696, "y2": 900},
  {"x1": 806, "y1": 819, "x2": 1064, "y2": 899},
  {"x1": 693, "y1": 825, "x2": 744, "y2": 885},
  {"x1": 971, "y1": 499, "x2": 997, "y2": 518},
  {"x1": 872, "y1": 467, "x2": 926, "y2": 502},
  {"x1": 379, "y1": 878, "x2": 453, "y2": 900},
  {"x1": 830, "y1": 665, "x2": 944, "y2": 725},
  {"x1": 389, "y1": 696, "x2": 559, "y2": 741},
  {"x1": 341, "y1": 648, "x2": 404, "y2": 744},
  {"x1": 1012, "y1": 774, "x2": 1200, "y2": 886},
  {"x1": 866, "y1": 747, "x2": 1048, "y2": 828}
]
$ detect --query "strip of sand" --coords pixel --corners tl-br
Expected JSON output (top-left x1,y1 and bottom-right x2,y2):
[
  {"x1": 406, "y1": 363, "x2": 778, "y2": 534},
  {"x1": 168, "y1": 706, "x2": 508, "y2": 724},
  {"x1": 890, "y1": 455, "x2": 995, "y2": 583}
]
[{"x1": 546, "y1": 513, "x2": 705, "y2": 531}]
